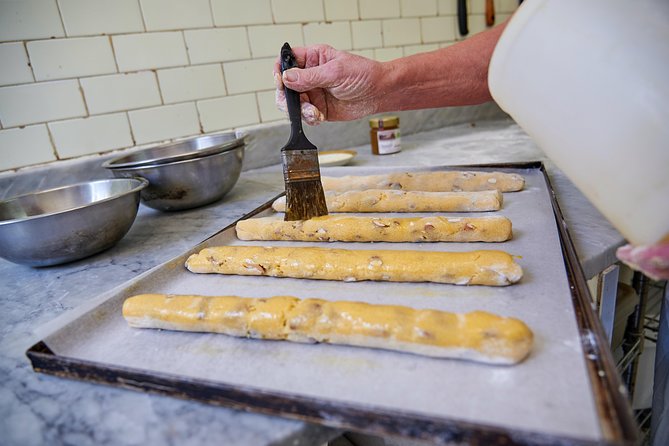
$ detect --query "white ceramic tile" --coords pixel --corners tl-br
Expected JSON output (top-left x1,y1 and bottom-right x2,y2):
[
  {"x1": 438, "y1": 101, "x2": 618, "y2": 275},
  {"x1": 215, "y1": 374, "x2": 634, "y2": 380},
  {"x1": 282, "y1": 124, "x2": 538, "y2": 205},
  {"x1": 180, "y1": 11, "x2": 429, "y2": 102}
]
[
  {"x1": 223, "y1": 58, "x2": 276, "y2": 95},
  {"x1": 437, "y1": 0, "x2": 456, "y2": 15},
  {"x1": 28, "y1": 37, "x2": 117, "y2": 81},
  {"x1": 324, "y1": 0, "x2": 358, "y2": 21},
  {"x1": 350, "y1": 49, "x2": 375, "y2": 59},
  {"x1": 49, "y1": 113, "x2": 133, "y2": 158},
  {"x1": 248, "y1": 24, "x2": 303, "y2": 58},
  {"x1": 374, "y1": 47, "x2": 403, "y2": 62},
  {"x1": 403, "y1": 43, "x2": 439, "y2": 56},
  {"x1": 421, "y1": 16, "x2": 456, "y2": 42},
  {"x1": 0, "y1": 43, "x2": 34, "y2": 86},
  {"x1": 158, "y1": 65, "x2": 226, "y2": 104},
  {"x1": 271, "y1": 0, "x2": 324, "y2": 23},
  {"x1": 468, "y1": 14, "x2": 489, "y2": 34},
  {"x1": 197, "y1": 93, "x2": 259, "y2": 132},
  {"x1": 256, "y1": 90, "x2": 286, "y2": 123},
  {"x1": 359, "y1": 0, "x2": 400, "y2": 19},
  {"x1": 497, "y1": 12, "x2": 513, "y2": 23},
  {"x1": 382, "y1": 18, "x2": 420, "y2": 46},
  {"x1": 0, "y1": 125, "x2": 56, "y2": 171},
  {"x1": 58, "y1": 0, "x2": 144, "y2": 36},
  {"x1": 0, "y1": 80, "x2": 86, "y2": 128},
  {"x1": 401, "y1": 0, "x2": 437, "y2": 17},
  {"x1": 112, "y1": 32, "x2": 188, "y2": 72},
  {"x1": 470, "y1": 0, "x2": 486, "y2": 14},
  {"x1": 185, "y1": 28, "x2": 250, "y2": 64},
  {"x1": 211, "y1": 0, "x2": 273, "y2": 26},
  {"x1": 140, "y1": 0, "x2": 213, "y2": 31},
  {"x1": 128, "y1": 102, "x2": 200, "y2": 144},
  {"x1": 0, "y1": 0, "x2": 64, "y2": 41},
  {"x1": 496, "y1": 0, "x2": 518, "y2": 13},
  {"x1": 304, "y1": 22, "x2": 352, "y2": 50},
  {"x1": 81, "y1": 72, "x2": 161, "y2": 114},
  {"x1": 351, "y1": 20, "x2": 382, "y2": 49}
]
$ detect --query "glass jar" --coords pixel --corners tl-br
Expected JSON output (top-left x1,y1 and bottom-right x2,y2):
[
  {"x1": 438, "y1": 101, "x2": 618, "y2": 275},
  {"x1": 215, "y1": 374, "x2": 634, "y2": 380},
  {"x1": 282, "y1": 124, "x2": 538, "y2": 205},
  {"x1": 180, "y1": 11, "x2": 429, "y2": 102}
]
[{"x1": 369, "y1": 116, "x2": 401, "y2": 155}]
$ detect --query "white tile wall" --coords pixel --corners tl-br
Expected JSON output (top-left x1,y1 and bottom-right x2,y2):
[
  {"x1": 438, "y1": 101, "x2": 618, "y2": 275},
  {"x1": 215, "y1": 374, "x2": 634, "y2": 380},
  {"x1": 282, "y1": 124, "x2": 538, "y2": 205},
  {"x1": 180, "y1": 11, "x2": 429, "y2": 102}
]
[
  {"x1": 28, "y1": 37, "x2": 117, "y2": 81},
  {"x1": 129, "y1": 103, "x2": 200, "y2": 144},
  {"x1": 223, "y1": 58, "x2": 276, "y2": 95},
  {"x1": 0, "y1": 0, "x2": 64, "y2": 41},
  {"x1": 157, "y1": 65, "x2": 226, "y2": 104},
  {"x1": 49, "y1": 113, "x2": 133, "y2": 158},
  {"x1": 421, "y1": 16, "x2": 457, "y2": 43},
  {"x1": 81, "y1": 72, "x2": 161, "y2": 115},
  {"x1": 304, "y1": 22, "x2": 352, "y2": 50},
  {"x1": 0, "y1": 43, "x2": 34, "y2": 86},
  {"x1": 324, "y1": 0, "x2": 359, "y2": 21},
  {"x1": 374, "y1": 47, "x2": 403, "y2": 62},
  {"x1": 352, "y1": 21, "x2": 383, "y2": 49},
  {"x1": 271, "y1": 0, "x2": 325, "y2": 24},
  {"x1": 438, "y1": 0, "x2": 457, "y2": 15},
  {"x1": 382, "y1": 19, "x2": 421, "y2": 47},
  {"x1": 0, "y1": 80, "x2": 86, "y2": 127},
  {"x1": 185, "y1": 28, "x2": 250, "y2": 64},
  {"x1": 197, "y1": 93, "x2": 259, "y2": 132},
  {"x1": 0, "y1": 125, "x2": 56, "y2": 170},
  {"x1": 58, "y1": 0, "x2": 144, "y2": 37},
  {"x1": 401, "y1": 0, "x2": 438, "y2": 18},
  {"x1": 256, "y1": 90, "x2": 286, "y2": 123},
  {"x1": 360, "y1": 0, "x2": 400, "y2": 19},
  {"x1": 113, "y1": 32, "x2": 189, "y2": 72},
  {"x1": 248, "y1": 24, "x2": 304, "y2": 59},
  {"x1": 211, "y1": 0, "x2": 273, "y2": 27},
  {"x1": 0, "y1": 0, "x2": 517, "y2": 170},
  {"x1": 140, "y1": 0, "x2": 213, "y2": 31}
]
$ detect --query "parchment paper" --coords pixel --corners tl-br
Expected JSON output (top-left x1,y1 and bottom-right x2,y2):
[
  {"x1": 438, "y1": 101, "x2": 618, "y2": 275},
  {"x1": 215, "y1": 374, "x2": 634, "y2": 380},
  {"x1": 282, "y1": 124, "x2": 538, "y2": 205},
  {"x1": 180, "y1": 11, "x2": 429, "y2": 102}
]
[{"x1": 42, "y1": 165, "x2": 601, "y2": 441}]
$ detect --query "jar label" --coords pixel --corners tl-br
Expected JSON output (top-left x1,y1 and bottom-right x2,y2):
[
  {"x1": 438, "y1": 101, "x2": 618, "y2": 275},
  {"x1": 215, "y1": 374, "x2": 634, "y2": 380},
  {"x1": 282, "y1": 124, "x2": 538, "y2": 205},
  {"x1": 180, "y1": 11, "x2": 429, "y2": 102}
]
[{"x1": 376, "y1": 129, "x2": 401, "y2": 154}]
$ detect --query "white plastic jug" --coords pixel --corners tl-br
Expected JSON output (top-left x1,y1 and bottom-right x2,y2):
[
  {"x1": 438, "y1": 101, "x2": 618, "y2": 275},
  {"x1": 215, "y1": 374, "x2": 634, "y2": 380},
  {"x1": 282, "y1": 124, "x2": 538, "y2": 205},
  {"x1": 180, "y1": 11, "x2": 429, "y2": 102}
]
[{"x1": 489, "y1": 0, "x2": 669, "y2": 246}]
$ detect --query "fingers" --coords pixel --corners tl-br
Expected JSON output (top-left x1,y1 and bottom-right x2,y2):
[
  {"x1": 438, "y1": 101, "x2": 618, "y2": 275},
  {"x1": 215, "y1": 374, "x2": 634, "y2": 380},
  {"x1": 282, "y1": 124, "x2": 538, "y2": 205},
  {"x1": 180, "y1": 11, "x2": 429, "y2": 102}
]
[
  {"x1": 282, "y1": 64, "x2": 340, "y2": 93},
  {"x1": 617, "y1": 242, "x2": 669, "y2": 280},
  {"x1": 275, "y1": 86, "x2": 325, "y2": 125}
]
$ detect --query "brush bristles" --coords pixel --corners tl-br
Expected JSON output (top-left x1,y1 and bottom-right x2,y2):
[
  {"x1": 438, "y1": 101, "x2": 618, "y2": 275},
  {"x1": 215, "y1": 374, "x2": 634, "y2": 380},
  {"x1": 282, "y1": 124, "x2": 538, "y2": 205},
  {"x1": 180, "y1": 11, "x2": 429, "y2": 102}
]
[{"x1": 284, "y1": 181, "x2": 328, "y2": 221}]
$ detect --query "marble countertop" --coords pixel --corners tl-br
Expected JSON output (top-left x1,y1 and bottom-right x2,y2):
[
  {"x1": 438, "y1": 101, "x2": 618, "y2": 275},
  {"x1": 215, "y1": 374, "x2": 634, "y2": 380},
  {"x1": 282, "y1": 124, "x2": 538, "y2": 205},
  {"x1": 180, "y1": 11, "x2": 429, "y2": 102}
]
[{"x1": 0, "y1": 120, "x2": 625, "y2": 446}]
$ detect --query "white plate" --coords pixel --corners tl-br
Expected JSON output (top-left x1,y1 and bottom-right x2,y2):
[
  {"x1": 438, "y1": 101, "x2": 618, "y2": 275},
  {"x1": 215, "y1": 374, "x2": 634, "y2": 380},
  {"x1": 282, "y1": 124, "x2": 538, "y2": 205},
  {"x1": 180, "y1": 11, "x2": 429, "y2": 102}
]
[{"x1": 318, "y1": 150, "x2": 356, "y2": 167}]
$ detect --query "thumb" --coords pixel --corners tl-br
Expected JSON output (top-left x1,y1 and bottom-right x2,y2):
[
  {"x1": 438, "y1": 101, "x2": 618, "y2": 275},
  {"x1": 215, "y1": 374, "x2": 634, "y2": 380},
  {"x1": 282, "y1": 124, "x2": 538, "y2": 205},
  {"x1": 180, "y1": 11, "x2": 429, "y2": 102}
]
[{"x1": 282, "y1": 65, "x2": 339, "y2": 92}]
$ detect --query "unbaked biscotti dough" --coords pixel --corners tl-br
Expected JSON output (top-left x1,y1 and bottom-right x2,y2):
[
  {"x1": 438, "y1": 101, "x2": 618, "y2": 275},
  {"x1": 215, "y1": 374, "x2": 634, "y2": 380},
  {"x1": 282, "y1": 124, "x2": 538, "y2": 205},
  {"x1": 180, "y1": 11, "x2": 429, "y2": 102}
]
[
  {"x1": 321, "y1": 171, "x2": 525, "y2": 192},
  {"x1": 123, "y1": 294, "x2": 534, "y2": 364},
  {"x1": 236, "y1": 215, "x2": 512, "y2": 243},
  {"x1": 185, "y1": 246, "x2": 523, "y2": 286},
  {"x1": 272, "y1": 189, "x2": 503, "y2": 213}
]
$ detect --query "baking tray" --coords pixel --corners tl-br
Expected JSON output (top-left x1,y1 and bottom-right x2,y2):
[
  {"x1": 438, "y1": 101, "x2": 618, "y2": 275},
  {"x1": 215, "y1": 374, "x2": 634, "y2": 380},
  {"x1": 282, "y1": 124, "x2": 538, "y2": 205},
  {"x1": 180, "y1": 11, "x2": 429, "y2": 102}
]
[{"x1": 27, "y1": 162, "x2": 637, "y2": 445}]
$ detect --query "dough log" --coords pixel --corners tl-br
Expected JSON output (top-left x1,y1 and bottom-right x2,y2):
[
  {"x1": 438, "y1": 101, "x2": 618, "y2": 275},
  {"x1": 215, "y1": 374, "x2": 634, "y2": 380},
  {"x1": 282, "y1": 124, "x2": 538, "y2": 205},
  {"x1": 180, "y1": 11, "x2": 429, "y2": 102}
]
[
  {"x1": 321, "y1": 171, "x2": 525, "y2": 193},
  {"x1": 123, "y1": 294, "x2": 534, "y2": 364},
  {"x1": 185, "y1": 246, "x2": 523, "y2": 286},
  {"x1": 236, "y1": 215, "x2": 512, "y2": 243},
  {"x1": 272, "y1": 189, "x2": 503, "y2": 213}
]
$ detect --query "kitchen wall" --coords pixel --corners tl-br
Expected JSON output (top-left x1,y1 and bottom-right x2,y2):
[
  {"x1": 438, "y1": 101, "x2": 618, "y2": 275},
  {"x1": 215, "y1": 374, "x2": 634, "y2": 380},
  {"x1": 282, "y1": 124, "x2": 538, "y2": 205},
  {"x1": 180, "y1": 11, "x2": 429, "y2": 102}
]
[{"x1": 0, "y1": 0, "x2": 518, "y2": 172}]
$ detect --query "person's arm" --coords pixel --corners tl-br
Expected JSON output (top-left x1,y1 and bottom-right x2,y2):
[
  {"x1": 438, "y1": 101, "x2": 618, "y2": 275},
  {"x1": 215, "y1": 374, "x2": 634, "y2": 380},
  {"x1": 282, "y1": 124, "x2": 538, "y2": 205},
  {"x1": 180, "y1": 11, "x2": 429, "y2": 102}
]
[{"x1": 274, "y1": 22, "x2": 508, "y2": 125}]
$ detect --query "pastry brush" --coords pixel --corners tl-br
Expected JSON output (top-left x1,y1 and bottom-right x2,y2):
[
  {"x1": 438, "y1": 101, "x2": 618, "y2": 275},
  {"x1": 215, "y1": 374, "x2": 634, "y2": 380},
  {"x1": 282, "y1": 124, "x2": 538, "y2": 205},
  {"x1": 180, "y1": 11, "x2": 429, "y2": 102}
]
[{"x1": 279, "y1": 42, "x2": 328, "y2": 221}]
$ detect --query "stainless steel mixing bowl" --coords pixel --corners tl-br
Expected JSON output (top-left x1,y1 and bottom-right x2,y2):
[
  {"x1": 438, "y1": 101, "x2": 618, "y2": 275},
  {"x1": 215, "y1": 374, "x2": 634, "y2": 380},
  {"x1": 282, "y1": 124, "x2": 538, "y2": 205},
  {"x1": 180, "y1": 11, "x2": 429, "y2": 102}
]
[
  {"x1": 106, "y1": 144, "x2": 244, "y2": 211},
  {"x1": 0, "y1": 178, "x2": 148, "y2": 267},
  {"x1": 102, "y1": 132, "x2": 244, "y2": 169}
]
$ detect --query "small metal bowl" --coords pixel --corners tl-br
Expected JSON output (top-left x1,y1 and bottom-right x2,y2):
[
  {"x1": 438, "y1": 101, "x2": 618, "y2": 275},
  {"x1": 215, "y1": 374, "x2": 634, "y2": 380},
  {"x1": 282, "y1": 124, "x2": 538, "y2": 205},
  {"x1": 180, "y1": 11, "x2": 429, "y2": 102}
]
[
  {"x1": 0, "y1": 178, "x2": 148, "y2": 267},
  {"x1": 102, "y1": 132, "x2": 244, "y2": 169},
  {"x1": 106, "y1": 145, "x2": 244, "y2": 211}
]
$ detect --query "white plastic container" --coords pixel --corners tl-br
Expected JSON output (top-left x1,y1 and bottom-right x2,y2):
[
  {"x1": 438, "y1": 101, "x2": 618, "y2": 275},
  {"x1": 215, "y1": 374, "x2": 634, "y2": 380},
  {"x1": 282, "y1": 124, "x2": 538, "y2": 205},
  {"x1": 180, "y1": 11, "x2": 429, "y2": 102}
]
[{"x1": 489, "y1": 0, "x2": 669, "y2": 246}]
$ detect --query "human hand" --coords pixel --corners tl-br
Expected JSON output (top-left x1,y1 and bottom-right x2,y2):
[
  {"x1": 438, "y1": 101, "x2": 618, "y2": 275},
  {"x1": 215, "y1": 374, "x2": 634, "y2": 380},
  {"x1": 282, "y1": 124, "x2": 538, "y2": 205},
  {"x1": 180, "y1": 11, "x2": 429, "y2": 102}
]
[
  {"x1": 617, "y1": 242, "x2": 669, "y2": 281},
  {"x1": 274, "y1": 45, "x2": 385, "y2": 125}
]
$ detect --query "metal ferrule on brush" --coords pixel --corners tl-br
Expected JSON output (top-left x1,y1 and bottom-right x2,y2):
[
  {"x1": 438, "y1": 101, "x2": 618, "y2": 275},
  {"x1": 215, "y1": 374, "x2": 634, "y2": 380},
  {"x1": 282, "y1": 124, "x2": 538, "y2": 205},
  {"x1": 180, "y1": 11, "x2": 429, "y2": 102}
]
[{"x1": 282, "y1": 150, "x2": 321, "y2": 184}]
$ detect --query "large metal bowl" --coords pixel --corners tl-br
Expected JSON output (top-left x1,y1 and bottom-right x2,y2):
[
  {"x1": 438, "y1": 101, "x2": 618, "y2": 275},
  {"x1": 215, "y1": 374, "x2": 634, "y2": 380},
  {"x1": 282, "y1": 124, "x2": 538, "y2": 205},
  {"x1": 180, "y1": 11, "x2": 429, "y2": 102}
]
[
  {"x1": 102, "y1": 132, "x2": 244, "y2": 169},
  {"x1": 106, "y1": 145, "x2": 244, "y2": 211},
  {"x1": 0, "y1": 178, "x2": 148, "y2": 267}
]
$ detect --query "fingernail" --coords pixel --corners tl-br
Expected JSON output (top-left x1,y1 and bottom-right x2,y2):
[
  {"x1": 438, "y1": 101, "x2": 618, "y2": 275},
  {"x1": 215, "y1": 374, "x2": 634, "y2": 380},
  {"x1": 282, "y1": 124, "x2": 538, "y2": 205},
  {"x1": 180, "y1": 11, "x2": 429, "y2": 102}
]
[{"x1": 283, "y1": 70, "x2": 298, "y2": 83}]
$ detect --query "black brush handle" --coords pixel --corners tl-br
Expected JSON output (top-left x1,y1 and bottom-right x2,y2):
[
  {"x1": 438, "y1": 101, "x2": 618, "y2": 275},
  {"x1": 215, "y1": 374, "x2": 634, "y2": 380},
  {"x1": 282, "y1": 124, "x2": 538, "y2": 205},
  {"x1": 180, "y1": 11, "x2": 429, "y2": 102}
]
[
  {"x1": 457, "y1": 0, "x2": 469, "y2": 36},
  {"x1": 280, "y1": 42, "x2": 312, "y2": 149}
]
